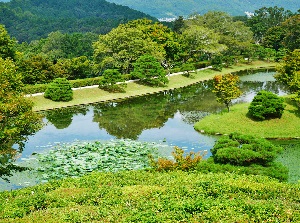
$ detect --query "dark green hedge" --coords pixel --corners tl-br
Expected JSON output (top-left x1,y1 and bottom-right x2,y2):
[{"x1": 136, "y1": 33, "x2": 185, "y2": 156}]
[
  {"x1": 44, "y1": 78, "x2": 73, "y2": 102},
  {"x1": 23, "y1": 75, "x2": 133, "y2": 94},
  {"x1": 248, "y1": 90, "x2": 285, "y2": 120},
  {"x1": 211, "y1": 133, "x2": 283, "y2": 166}
]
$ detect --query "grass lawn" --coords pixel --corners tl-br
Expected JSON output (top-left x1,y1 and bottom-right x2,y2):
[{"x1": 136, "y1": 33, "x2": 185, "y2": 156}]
[
  {"x1": 0, "y1": 170, "x2": 299, "y2": 222},
  {"x1": 194, "y1": 98, "x2": 300, "y2": 139},
  {"x1": 30, "y1": 61, "x2": 276, "y2": 111}
]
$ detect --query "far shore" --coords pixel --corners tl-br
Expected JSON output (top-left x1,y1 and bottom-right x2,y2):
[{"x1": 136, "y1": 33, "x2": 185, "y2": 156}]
[{"x1": 30, "y1": 61, "x2": 277, "y2": 111}]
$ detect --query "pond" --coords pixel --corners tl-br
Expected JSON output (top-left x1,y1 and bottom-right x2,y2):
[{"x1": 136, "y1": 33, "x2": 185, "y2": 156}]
[{"x1": 0, "y1": 68, "x2": 290, "y2": 190}]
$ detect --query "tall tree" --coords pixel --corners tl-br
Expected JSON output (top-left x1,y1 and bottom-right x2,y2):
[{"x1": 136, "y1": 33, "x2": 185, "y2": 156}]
[
  {"x1": 246, "y1": 6, "x2": 293, "y2": 43},
  {"x1": 213, "y1": 73, "x2": 241, "y2": 112},
  {"x1": 173, "y1": 16, "x2": 185, "y2": 34},
  {"x1": 281, "y1": 14, "x2": 300, "y2": 51},
  {"x1": 0, "y1": 24, "x2": 16, "y2": 60},
  {"x1": 275, "y1": 49, "x2": 300, "y2": 105},
  {"x1": 0, "y1": 58, "x2": 42, "y2": 179},
  {"x1": 181, "y1": 25, "x2": 226, "y2": 61},
  {"x1": 184, "y1": 12, "x2": 253, "y2": 57},
  {"x1": 93, "y1": 23, "x2": 165, "y2": 74}
]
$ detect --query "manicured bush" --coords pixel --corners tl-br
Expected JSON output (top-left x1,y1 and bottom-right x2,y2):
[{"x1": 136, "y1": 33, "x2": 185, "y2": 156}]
[
  {"x1": 196, "y1": 158, "x2": 288, "y2": 182},
  {"x1": 211, "y1": 133, "x2": 283, "y2": 166},
  {"x1": 44, "y1": 78, "x2": 73, "y2": 101},
  {"x1": 98, "y1": 69, "x2": 126, "y2": 92},
  {"x1": 131, "y1": 54, "x2": 168, "y2": 86},
  {"x1": 22, "y1": 84, "x2": 48, "y2": 94},
  {"x1": 70, "y1": 76, "x2": 103, "y2": 88},
  {"x1": 193, "y1": 61, "x2": 210, "y2": 69},
  {"x1": 248, "y1": 90, "x2": 285, "y2": 120},
  {"x1": 181, "y1": 63, "x2": 196, "y2": 78}
]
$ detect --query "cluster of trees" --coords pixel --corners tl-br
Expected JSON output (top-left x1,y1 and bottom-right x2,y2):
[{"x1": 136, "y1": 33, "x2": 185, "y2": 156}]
[
  {"x1": 0, "y1": 6, "x2": 299, "y2": 101},
  {"x1": 0, "y1": 0, "x2": 155, "y2": 42},
  {"x1": 1, "y1": 5, "x2": 300, "y2": 179},
  {"x1": 1, "y1": 7, "x2": 299, "y2": 88},
  {"x1": 0, "y1": 25, "x2": 42, "y2": 179}
]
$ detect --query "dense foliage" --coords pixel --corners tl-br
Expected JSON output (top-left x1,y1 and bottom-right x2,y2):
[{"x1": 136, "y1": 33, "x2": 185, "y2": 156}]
[
  {"x1": 0, "y1": 171, "x2": 299, "y2": 222},
  {"x1": 275, "y1": 49, "x2": 300, "y2": 105},
  {"x1": 211, "y1": 133, "x2": 283, "y2": 166},
  {"x1": 213, "y1": 73, "x2": 242, "y2": 112},
  {"x1": 200, "y1": 133, "x2": 288, "y2": 181},
  {"x1": 0, "y1": 0, "x2": 155, "y2": 43},
  {"x1": 44, "y1": 78, "x2": 73, "y2": 102},
  {"x1": 248, "y1": 90, "x2": 285, "y2": 120},
  {"x1": 98, "y1": 69, "x2": 126, "y2": 92},
  {"x1": 0, "y1": 58, "x2": 41, "y2": 180},
  {"x1": 131, "y1": 54, "x2": 168, "y2": 86},
  {"x1": 0, "y1": 24, "x2": 16, "y2": 60}
]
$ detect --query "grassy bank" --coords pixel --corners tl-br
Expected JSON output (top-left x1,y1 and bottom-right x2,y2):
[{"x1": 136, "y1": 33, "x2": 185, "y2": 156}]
[
  {"x1": 0, "y1": 170, "x2": 299, "y2": 222},
  {"x1": 194, "y1": 98, "x2": 300, "y2": 139},
  {"x1": 30, "y1": 61, "x2": 276, "y2": 111}
]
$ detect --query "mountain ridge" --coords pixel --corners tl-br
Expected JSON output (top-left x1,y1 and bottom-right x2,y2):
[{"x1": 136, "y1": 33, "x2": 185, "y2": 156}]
[
  {"x1": 0, "y1": 0, "x2": 156, "y2": 42},
  {"x1": 105, "y1": 0, "x2": 300, "y2": 18}
]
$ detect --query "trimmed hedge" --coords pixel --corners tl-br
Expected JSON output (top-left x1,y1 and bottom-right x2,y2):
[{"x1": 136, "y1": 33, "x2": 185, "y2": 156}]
[
  {"x1": 211, "y1": 133, "x2": 283, "y2": 166},
  {"x1": 248, "y1": 90, "x2": 285, "y2": 120},
  {"x1": 44, "y1": 78, "x2": 73, "y2": 102},
  {"x1": 197, "y1": 158, "x2": 288, "y2": 182},
  {"x1": 23, "y1": 75, "x2": 133, "y2": 94}
]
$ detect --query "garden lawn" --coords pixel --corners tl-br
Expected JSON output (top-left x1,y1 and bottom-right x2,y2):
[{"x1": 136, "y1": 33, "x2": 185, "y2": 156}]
[
  {"x1": 0, "y1": 170, "x2": 299, "y2": 222},
  {"x1": 30, "y1": 61, "x2": 276, "y2": 111},
  {"x1": 194, "y1": 98, "x2": 300, "y2": 139}
]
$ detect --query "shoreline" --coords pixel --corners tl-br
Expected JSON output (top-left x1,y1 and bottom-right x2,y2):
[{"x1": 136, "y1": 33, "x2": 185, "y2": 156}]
[{"x1": 29, "y1": 61, "x2": 277, "y2": 111}]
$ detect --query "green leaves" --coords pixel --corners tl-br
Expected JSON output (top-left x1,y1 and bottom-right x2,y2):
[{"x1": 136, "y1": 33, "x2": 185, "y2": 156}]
[
  {"x1": 34, "y1": 140, "x2": 161, "y2": 181},
  {"x1": 131, "y1": 54, "x2": 168, "y2": 86},
  {"x1": 98, "y1": 69, "x2": 127, "y2": 92},
  {"x1": 275, "y1": 49, "x2": 300, "y2": 105},
  {"x1": 44, "y1": 78, "x2": 73, "y2": 102},
  {"x1": 213, "y1": 73, "x2": 241, "y2": 112},
  {"x1": 248, "y1": 90, "x2": 285, "y2": 120}
]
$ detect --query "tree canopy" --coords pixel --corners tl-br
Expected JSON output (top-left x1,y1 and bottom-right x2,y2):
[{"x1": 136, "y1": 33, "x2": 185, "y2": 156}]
[{"x1": 0, "y1": 57, "x2": 42, "y2": 180}]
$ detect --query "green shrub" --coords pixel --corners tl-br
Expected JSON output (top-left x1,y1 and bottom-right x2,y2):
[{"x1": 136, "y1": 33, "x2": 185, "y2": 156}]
[
  {"x1": 211, "y1": 133, "x2": 283, "y2": 166},
  {"x1": 181, "y1": 63, "x2": 196, "y2": 78},
  {"x1": 193, "y1": 61, "x2": 210, "y2": 69},
  {"x1": 22, "y1": 84, "x2": 48, "y2": 94},
  {"x1": 98, "y1": 69, "x2": 126, "y2": 92},
  {"x1": 196, "y1": 158, "x2": 288, "y2": 182},
  {"x1": 248, "y1": 90, "x2": 285, "y2": 120},
  {"x1": 211, "y1": 55, "x2": 223, "y2": 71},
  {"x1": 70, "y1": 76, "x2": 103, "y2": 88},
  {"x1": 44, "y1": 78, "x2": 73, "y2": 101},
  {"x1": 131, "y1": 55, "x2": 168, "y2": 86}
]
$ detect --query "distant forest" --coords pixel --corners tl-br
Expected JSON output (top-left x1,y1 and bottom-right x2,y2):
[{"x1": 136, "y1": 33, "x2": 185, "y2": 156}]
[{"x1": 0, "y1": 0, "x2": 156, "y2": 42}]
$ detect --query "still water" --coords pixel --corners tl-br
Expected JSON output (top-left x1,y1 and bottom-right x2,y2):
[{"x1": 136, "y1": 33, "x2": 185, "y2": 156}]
[{"x1": 1, "y1": 69, "x2": 287, "y2": 190}]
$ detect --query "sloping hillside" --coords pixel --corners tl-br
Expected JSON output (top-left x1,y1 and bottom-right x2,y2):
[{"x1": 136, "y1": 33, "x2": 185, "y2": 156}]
[
  {"x1": 106, "y1": 0, "x2": 300, "y2": 18},
  {"x1": 0, "y1": 0, "x2": 156, "y2": 42}
]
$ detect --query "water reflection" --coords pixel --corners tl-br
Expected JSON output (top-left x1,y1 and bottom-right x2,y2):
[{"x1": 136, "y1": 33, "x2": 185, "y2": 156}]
[
  {"x1": 0, "y1": 69, "x2": 289, "y2": 190},
  {"x1": 43, "y1": 72, "x2": 286, "y2": 141}
]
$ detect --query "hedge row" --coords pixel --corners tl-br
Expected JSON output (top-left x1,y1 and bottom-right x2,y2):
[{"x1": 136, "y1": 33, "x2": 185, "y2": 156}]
[{"x1": 22, "y1": 74, "x2": 133, "y2": 94}]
